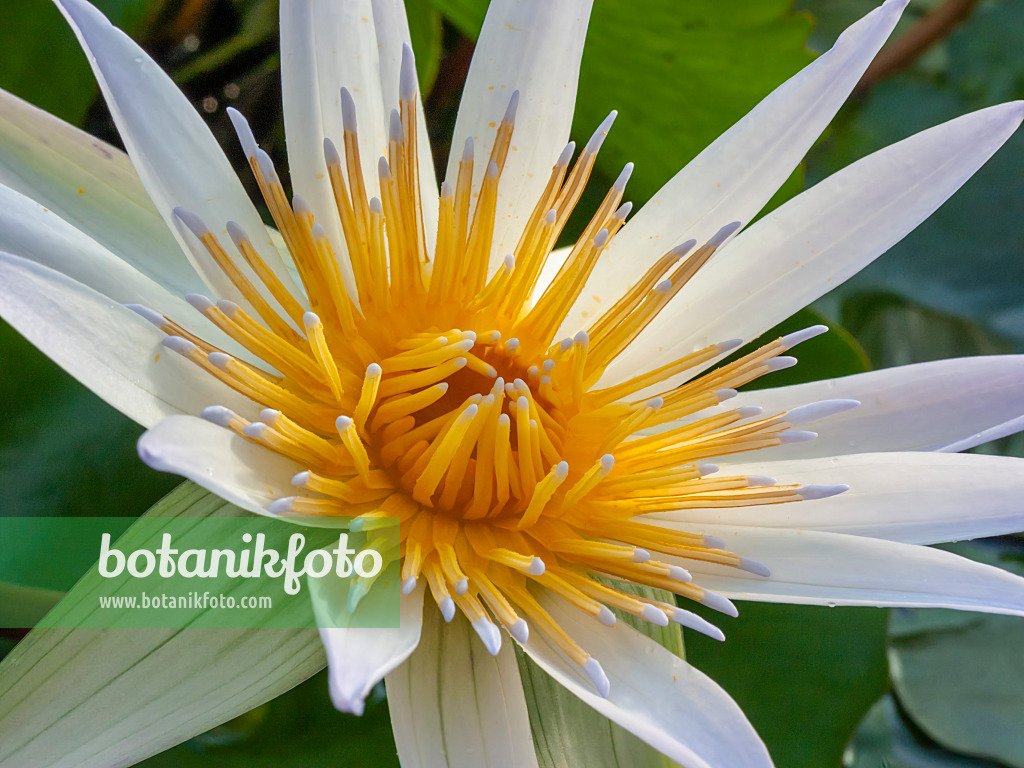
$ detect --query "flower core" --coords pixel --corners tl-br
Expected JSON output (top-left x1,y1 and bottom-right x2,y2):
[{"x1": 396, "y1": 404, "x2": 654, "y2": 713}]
[{"x1": 136, "y1": 47, "x2": 853, "y2": 695}]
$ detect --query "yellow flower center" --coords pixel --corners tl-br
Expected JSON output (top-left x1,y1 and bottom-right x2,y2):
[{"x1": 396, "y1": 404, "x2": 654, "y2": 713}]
[{"x1": 137, "y1": 58, "x2": 850, "y2": 695}]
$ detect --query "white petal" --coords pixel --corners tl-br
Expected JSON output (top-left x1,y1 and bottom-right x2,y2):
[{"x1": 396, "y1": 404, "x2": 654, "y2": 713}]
[
  {"x1": 679, "y1": 525, "x2": 1024, "y2": 615},
  {"x1": 137, "y1": 415, "x2": 303, "y2": 520},
  {"x1": 311, "y1": 582, "x2": 425, "y2": 716},
  {"x1": 280, "y1": 0, "x2": 437, "y2": 284},
  {"x1": 600, "y1": 100, "x2": 1024, "y2": 388},
  {"x1": 652, "y1": 452, "x2": 1024, "y2": 545},
  {"x1": 719, "y1": 356, "x2": 1024, "y2": 461},
  {"x1": 386, "y1": 609, "x2": 537, "y2": 768},
  {"x1": 55, "y1": 0, "x2": 302, "y2": 309},
  {"x1": 519, "y1": 592, "x2": 772, "y2": 768},
  {"x1": 0, "y1": 182, "x2": 247, "y2": 351},
  {"x1": 0, "y1": 252, "x2": 254, "y2": 427},
  {"x1": 559, "y1": 0, "x2": 908, "y2": 338},
  {"x1": 448, "y1": 0, "x2": 593, "y2": 271},
  {"x1": 0, "y1": 88, "x2": 199, "y2": 296}
]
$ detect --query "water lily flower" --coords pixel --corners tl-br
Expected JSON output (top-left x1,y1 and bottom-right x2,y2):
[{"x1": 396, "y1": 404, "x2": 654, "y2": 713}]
[{"x1": 3, "y1": 0, "x2": 1024, "y2": 765}]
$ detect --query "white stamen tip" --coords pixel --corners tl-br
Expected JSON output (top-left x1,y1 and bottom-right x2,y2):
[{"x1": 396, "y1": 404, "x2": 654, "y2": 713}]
[
  {"x1": 377, "y1": 156, "x2": 392, "y2": 180},
  {"x1": 597, "y1": 606, "x2": 617, "y2": 627},
  {"x1": 472, "y1": 617, "x2": 502, "y2": 656},
  {"x1": 671, "y1": 608, "x2": 726, "y2": 641},
  {"x1": 585, "y1": 111, "x2": 617, "y2": 154},
  {"x1": 502, "y1": 253, "x2": 515, "y2": 271},
  {"x1": 746, "y1": 475, "x2": 776, "y2": 488},
  {"x1": 669, "y1": 239, "x2": 697, "y2": 259},
  {"x1": 593, "y1": 228, "x2": 610, "y2": 248},
  {"x1": 399, "y1": 43, "x2": 417, "y2": 101},
  {"x1": 336, "y1": 415, "x2": 354, "y2": 432},
  {"x1": 440, "y1": 180, "x2": 453, "y2": 199},
  {"x1": 544, "y1": 209, "x2": 557, "y2": 226},
  {"x1": 574, "y1": 330, "x2": 589, "y2": 346},
  {"x1": 216, "y1": 299, "x2": 241, "y2": 318},
  {"x1": 641, "y1": 604, "x2": 670, "y2": 627},
  {"x1": 735, "y1": 405, "x2": 762, "y2": 419},
  {"x1": 487, "y1": 160, "x2": 500, "y2": 179},
  {"x1": 739, "y1": 556, "x2": 771, "y2": 577},
  {"x1": 323, "y1": 137, "x2": 341, "y2": 167},
  {"x1": 600, "y1": 454, "x2": 615, "y2": 471},
  {"x1": 303, "y1": 312, "x2": 321, "y2": 330},
  {"x1": 701, "y1": 590, "x2": 739, "y2": 618},
  {"x1": 613, "y1": 162, "x2": 634, "y2": 190},
  {"x1": 226, "y1": 107, "x2": 258, "y2": 158},
  {"x1": 799, "y1": 483, "x2": 850, "y2": 500},
  {"x1": 291, "y1": 471, "x2": 311, "y2": 488},
  {"x1": 208, "y1": 352, "x2": 232, "y2": 370},
  {"x1": 225, "y1": 221, "x2": 247, "y2": 248},
  {"x1": 389, "y1": 109, "x2": 403, "y2": 143},
  {"x1": 646, "y1": 396, "x2": 664, "y2": 410},
  {"x1": 311, "y1": 223, "x2": 327, "y2": 240},
  {"x1": 703, "y1": 535, "x2": 726, "y2": 550},
  {"x1": 125, "y1": 304, "x2": 166, "y2": 328},
  {"x1": 715, "y1": 338, "x2": 743, "y2": 354},
  {"x1": 161, "y1": 336, "x2": 196, "y2": 356},
  {"x1": 401, "y1": 576, "x2": 417, "y2": 595},
  {"x1": 340, "y1": 88, "x2": 357, "y2": 131},
  {"x1": 509, "y1": 618, "x2": 529, "y2": 643},
  {"x1": 185, "y1": 293, "x2": 215, "y2": 313},
  {"x1": 462, "y1": 136, "x2": 474, "y2": 161},
  {"x1": 369, "y1": 197, "x2": 383, "y2": 215},
  {"x1": 526, "y1": 557, "x2": 546, "y2": 576},
  {"x1": 556, "y1": 142, "x2": 575, "y2": 168},
  {"x1": 292, "y1": 195, "x2": 312, "y2": 217},
  {"x1": 583, "y1": 657, "x2": 611, "y2": 698},
  {"x1": 254, "y1": 148, "x2": 279, "y2": 184},
  {"x1": 614, "y1": 201, "x2": 633, "y2": 220},
  {"x1": 267, "y1": 497, "x2": 294, "y2": 516},
  {"x1": 766, "y1": 356, "x2": 798, "y2": 372},
  {"x1": 698, "y1": 463, "x2": 720, "y2": 477},
  {"x1": 454, "y1": 577, "x2": 469, "y2": 596},
  {"x1": 631, "y1": 547, "x2": 650, "y2": 563},
  {"x1": 173, "y1": 207, "x2": 207, "y2": 237},
  {"x1": 714, "y1": 389, "x2": 738, "y2": 402},
  {"x1": 780, "y1": 325, "x2": 828, "y2": 349},
  {"x1": 200, "y1": 405, "x2": 236, "y2": 427},
  {"x1": 653, "y1": 279, "x2": 672, "y2": 294},
  {"x1": 503, "y1": 90, "x2": 520, "y2": 123},
  {"x1": 440, "y1": 597, "x2": 456, "y2": 623},
  {"x1": 779, "y1": 430, "x2": 818, "y2": 443},
  {"x1": 786, "y1": 399, "x2": 861, "y2": 425},
  {"x1": 366, "y1": 363, "x2": 382, "y2": 377},
  {"x1": 668, "y1": 565, "x2": 692, "y2": 583},
  {"x1": 706, "y1": 221, "x2": 743, "y2": 249},
  {"x1": 242, "y1": 422, "x2": 268, "y2": 439}
]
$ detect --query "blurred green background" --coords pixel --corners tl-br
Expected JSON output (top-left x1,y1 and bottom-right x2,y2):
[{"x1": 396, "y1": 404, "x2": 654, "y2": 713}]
[{"x1": 1, "y1": 0, "x2": 1023, "y2": 766}]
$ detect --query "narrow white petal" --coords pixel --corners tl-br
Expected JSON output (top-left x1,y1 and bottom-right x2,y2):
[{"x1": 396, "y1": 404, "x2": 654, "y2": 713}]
[
  {"x1": 601, "y1": 100, "x2": 1024, "y2": 388},
  {"x1": 387, "y1": 609, "x2": 538, "y2": 768},
  {"x1": 0, "y1": 252, "x2": 254, "y2": 427},
  {"x1": 716, "y1": 356, "x2": 1024, "y2": 461},
  {"x1": 559, "y1": 0, "x2": 908, "y2": 338},
  {"x1": 680, "y1": 526, "x2": 1024, "y2": 615},
  {"x1": 519, "y1": 593, "x2": 772, "y2": 768},
  {"x1": 653, "y1": 452, "x2": 1024, "y2": 545},
  {"x1": 0, "y1": 88, "x2": 199, "y2": 296},
  {"x1": 311, "y1": 583, "x2": 425, "y2": 716},
  {"x1": 55, "y1": 0, "x2": 302, "y2": 309},
  {"x1": 137, "y1": 416, "x2": 307, "y2": 521},
  {"x1": 449, "y1": 0, "x2": 593, "y2": 271}
]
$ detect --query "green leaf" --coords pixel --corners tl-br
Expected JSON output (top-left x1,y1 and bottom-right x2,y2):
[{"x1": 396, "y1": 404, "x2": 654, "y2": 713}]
[
  {"x1": 406, "y1": 0, "x2": 444, "y2": 94},
  {"x1": 684, "y1": 603, "x2": 889, "y2": 768},
  {"x1": 0, "y1": 582, "x2": 63, "y2": 628},
  {"x1": 0, "y1": 0, "x2": 164, "y2": 125},
  {"x1": 888, "y1": 542, "x2": 1024, "y2": 767},
  {"x1": 0, "y1": 483, "x2": 325, "y2": 768},
  {"x1": 845, "y1": 695, "x2": 996, "y2": 768},
  {"x1": 516, "y1": 583, "x2": 684, "y2": 768}
]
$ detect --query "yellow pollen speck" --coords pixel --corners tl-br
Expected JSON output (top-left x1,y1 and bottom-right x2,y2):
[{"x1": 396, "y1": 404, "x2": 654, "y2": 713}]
[{"x1": 77, "y1": 187, "x2": 84, "y2": 194}]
